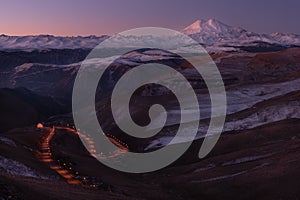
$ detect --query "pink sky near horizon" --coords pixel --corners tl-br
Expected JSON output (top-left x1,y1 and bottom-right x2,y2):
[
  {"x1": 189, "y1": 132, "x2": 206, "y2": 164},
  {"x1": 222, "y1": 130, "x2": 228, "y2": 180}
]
[{"x1": 0, "y1": 0, "x2": 299, "y2": 36}]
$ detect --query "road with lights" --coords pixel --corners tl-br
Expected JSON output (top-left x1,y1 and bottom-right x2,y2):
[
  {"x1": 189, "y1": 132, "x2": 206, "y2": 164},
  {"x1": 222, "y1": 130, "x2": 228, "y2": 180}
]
[{"x1": 36, "y1": 126, "x2": 129, "y2": 187}]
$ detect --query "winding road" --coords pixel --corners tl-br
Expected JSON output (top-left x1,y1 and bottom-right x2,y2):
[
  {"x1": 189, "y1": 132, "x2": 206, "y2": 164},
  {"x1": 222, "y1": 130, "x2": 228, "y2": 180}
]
[{"x1": 36, "y1": 126, "x2": 129, "y2": 186}]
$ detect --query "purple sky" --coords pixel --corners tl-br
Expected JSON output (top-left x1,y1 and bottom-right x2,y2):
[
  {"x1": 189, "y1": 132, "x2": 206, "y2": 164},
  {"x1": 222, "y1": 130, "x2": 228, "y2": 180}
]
[{"x1": 0, "y1": 0, "x2": 299, "y2": 36}]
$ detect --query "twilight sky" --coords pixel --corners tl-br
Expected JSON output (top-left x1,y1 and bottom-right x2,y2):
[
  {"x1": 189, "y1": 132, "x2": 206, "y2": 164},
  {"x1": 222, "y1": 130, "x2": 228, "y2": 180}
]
[{"x1": 0, "y1": 0, "x2": 299, "y2": 36}]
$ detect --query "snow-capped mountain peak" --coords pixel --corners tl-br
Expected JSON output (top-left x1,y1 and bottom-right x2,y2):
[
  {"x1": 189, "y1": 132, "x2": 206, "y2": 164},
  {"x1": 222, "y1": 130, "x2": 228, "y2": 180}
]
[
  {"x1": 182, "y1": 18, "x2": 245, "y2": 35},
  {"x1": 181, "y1": 19, "x2": 300, "y2": 50},
  {"x1": 182, "y1": 19, "x2": 206, "y2": 35}
]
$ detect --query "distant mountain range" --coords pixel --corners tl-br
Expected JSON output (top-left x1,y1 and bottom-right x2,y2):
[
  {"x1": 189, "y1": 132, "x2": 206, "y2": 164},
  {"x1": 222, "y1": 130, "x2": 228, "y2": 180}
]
[
  {"x1": 0, "y1": 19, "x2": 299, "y2": 52},
  {"x1": 0, "y1": 34, "x2": 109, "y2": 50}
]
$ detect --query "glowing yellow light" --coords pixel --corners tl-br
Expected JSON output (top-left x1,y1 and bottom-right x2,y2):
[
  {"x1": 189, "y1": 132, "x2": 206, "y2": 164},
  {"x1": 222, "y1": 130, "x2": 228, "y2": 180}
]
[{"x1": 37, "y1": 123, "x2": 44, "y2": 129}]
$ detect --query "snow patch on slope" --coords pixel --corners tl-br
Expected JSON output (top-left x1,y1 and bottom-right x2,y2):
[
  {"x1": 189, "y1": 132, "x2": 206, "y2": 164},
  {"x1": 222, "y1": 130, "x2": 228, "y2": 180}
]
[
  {"x1": 0, "y1": 137, "x2": 16, "y2": 147},
  {"x1": 0, "y1": 156, "x2": 49, "y2": 179}
]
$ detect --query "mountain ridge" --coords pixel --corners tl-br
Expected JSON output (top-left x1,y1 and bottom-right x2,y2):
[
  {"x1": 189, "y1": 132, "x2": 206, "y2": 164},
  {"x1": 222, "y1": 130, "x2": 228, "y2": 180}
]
[{"x1": 1, "y1": 19, "x2": 299, "y2": 51}]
